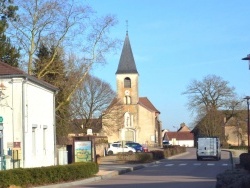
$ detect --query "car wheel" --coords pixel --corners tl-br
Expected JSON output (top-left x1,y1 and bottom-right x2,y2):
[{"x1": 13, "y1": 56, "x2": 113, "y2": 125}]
[
  {"x1": 108, "y1": 150, "x2": 113, "y2": 155},
  {"x1": 197, "y1": 156, "x2": 202, "y2": 161},
  {"x1": 128, "y1": 150, "x2": 133, "y2": 155}
]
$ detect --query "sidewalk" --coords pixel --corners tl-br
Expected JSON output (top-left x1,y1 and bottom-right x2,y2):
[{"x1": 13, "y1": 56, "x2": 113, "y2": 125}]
[
  {"x1": 223, "y1": 149, "x2": 246, "y2": 166},
  {"x1": 35, "y1": 155, "x2": 151, "y2": 188}
]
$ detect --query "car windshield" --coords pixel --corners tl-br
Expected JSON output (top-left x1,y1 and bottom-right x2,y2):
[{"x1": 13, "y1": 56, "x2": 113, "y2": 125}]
[{"x1": 127, "y1": 143, "x2": 141, "y2": 147}]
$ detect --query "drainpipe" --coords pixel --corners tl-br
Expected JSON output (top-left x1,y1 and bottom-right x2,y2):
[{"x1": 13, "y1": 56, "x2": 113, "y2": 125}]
[
  {"x1": 53, "y1": 92, "x2": 57, "y2": 165},
  {"x1": 11, "y1": 79, "x2": 14, "y2": 168},
  {"x1": 22, "y1": 78, "x2": 28, "y2": 167}
]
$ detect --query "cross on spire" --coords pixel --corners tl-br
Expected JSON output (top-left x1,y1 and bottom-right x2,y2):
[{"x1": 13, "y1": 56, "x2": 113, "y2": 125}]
[{"x1": 126, "y1": 20, "x2": 128, "y2": 34}]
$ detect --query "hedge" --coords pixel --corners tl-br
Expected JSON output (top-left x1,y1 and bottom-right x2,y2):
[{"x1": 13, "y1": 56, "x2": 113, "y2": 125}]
[{"x1": 0, "y1": 162, "x2": 98, "y2": 188}]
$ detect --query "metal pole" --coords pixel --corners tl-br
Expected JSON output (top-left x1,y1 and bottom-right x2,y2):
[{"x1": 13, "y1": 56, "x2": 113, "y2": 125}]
[
  {"x1": 0, "y1": 130, "x2": 3, "y2": 170},
  {"x1": 241, "y1": 56, "x2": 250, "y2": 152},
  {"x1": 237, "y1": 122, "x2": 240, "y2": 147},
  {"x1": 247, "y1": 99, "x2": 250, "y2": 153},
  {"x1": 244, "y1": 96, "x2": 250, "y2": 153}
]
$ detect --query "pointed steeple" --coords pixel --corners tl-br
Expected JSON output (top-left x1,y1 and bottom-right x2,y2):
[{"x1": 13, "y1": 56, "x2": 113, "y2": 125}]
[{"x1": 116, "y1": 33, "x2": 138, "y2": 74}]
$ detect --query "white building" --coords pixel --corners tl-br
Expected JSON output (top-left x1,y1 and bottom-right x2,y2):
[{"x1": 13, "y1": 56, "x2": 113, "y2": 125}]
[{"x1": 0, "y1": 62, "x2": 57, "y2": 169}]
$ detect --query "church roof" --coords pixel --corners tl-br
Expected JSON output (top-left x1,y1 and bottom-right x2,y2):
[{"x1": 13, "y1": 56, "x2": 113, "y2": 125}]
[
  {"x1": 116, "y1": 32, "x2": 138, "y2": 74},
  {"x1": 138, "y1": 97, "x2": 160, "y2": 114}
]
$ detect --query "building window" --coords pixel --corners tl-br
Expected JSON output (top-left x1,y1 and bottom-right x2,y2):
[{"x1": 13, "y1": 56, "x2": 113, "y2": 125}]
[
  {"x1": 124, "y1": 112, "x2": 131, "y2": 127},
  {"x1": 32, "y1": 127, "x2": 36, "y2": 155},
  {"x1": 124, "y1": 96, "x2": 131, "y2": 105},
  {"x1": 43, "y1": 125, "x2": 47, "y2": 151},
  {"x1": 124, "y1": 77, "x2": 131, "y2": 88},
  {"x1": 130, "y1": 115, "x2": 134, "y2": 127}
]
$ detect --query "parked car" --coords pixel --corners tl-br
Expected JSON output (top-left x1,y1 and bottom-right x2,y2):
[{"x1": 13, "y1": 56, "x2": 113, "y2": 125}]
[
  {"x1": 113, "y1": 141, "x2": 149, "y2": 152},
  {"x1": 125, "y1": 142, "x2": 144, "y2": 152},
  {"x1": 142, "y1": 144, "x2": 149, "y2": 152},
  {"x1": 107, "y1": 143, "x2": 136, "y2": 155},
  {"x1": 162, "y1": 140, "x2": 170, "y2": 147}
]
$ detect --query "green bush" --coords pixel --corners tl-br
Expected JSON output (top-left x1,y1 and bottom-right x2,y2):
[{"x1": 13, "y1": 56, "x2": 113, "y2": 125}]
[
  {"x1": 0, "y1": 162, "x2": 98, "y2": 188},
  {"x1": 116, "y1": 147, "x2": 186, "y2": 163},
  {"x1": 229, "y1": 145, "x2": 248, "y2": 150},
  {"x1": 150, "y1": 150, "x2": 165, "y2": 160},
  {"x1": 117, "y1": 152, "x2": 153, "y2": 163},
  {"x1": 135, "y1": 153, "x2": 153, "y2": 163},
  {"x1": 117, "y1": 152, "x2": 132, "y2": 161},
  {"x1": 163, "y1": 146, "x2": 186, "y2": 158}
]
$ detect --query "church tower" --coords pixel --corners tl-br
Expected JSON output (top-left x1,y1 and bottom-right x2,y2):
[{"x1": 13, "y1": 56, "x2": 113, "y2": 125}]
[
  {"x1": 116, "y1": 32, "x2": 139, "y2": 103},
  {"x1": 102, "y1": 31, "x2": 161, "y2": 145},
  {"x1": 116, "y1": 32, "x2": 139, "y2": 141}
]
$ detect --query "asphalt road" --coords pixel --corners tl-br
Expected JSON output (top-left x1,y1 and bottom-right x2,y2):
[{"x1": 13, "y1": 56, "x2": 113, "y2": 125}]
[{"x1": 79, "y1": 148, "x2": 232, "y2": 188}]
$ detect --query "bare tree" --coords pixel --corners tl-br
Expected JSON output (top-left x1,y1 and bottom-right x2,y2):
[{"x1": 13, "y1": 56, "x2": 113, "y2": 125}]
[
  {"x1": 183, "y1": 75, "x2": 236, "y2": 113},
  {"x1": 101, "y1": 98, "x2": 125, "y2": 136},
  {"x1": 70, "y1": 74, "x2": 116, "y2": 132},
  {"x1": 8, "y1": 0, "x2": 120, "y2": 112},
  {"x1": 8, "y1": 0, "x2": 90, "y2": 74},
  {"x1": 183, "y1": 74, "x2": 242, "y2": 139}
]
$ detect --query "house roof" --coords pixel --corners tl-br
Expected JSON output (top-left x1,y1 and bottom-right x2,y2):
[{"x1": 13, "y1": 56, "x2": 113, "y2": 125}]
[
  {"x1": 116, "y1": 32, "x2": 138, "y2": 74},
  {"x1": 177, "y1": 123, "x2": 191, "y2": 132},
  {"x1": 0, "y1": 61, "x2": 57, "y2": 92},
  {"x1": 164, "y1": 132, "x2": 194, "y2": 141},
  {"x1": 71, "y1": 118, "x2": 102, "y2": 133},
  {"x1": 0, "y1": 61, "x2": 25, "y2": 75},
  {"x1": 138, "y1": 97, "x2": 160, "y2": 114}
]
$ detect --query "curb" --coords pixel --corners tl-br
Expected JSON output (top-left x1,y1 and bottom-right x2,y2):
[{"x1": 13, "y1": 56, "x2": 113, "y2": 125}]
[
  {"x1": 35, "y1": 164, "x2": 147, "y2": 188},
  {"x1": 222, "y1": 149, "x2": 234, "y2": 170},
  {"x1": 35, "y1": 152, "x2": 188, "y2": 188}
]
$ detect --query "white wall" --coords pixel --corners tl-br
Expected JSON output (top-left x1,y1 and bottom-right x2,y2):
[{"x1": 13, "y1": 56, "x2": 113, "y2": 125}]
[
  {"x1": 0, "y1": 78, "x2": 55, "y2": 168},
  {"x1": 169, "y1": 139, "x2": 194, "y2": 147}
]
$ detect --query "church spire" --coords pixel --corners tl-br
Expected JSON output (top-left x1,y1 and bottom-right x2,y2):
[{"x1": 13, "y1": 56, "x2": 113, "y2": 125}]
[{"x1": 116, "y1": 32, "x2": 138, "y2": 74}]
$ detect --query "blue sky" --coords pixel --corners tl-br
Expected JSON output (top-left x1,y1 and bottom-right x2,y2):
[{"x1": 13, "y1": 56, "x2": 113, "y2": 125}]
[{"x1": 87, "y1": 0, "x2": 250, "y2": 131}]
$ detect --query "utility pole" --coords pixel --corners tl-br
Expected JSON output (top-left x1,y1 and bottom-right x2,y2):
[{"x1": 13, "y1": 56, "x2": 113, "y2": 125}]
[{"x1": 244, "y1": 96, "x2": 250, "y2": 153}]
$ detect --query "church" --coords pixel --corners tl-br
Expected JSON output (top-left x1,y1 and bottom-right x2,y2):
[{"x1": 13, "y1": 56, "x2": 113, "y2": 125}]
[{"x1": 101, "y1": 32, "x2": 162, "y2": 147}]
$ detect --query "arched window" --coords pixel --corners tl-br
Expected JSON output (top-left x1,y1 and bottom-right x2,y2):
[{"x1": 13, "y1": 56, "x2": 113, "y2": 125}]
[
  {"x1": 124, "y1": 77, "x2": 131, "y2": 88},
  {"x1": 124, "y1": 96, "x2": 131, "y2": 105},
  {"x1": 124, "y1": 112, "x2": 131, "y2": 127}
]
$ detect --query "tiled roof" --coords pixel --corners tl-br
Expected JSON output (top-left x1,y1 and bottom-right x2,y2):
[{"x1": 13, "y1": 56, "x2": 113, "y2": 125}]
[
  {"x1": 177, "y1": 124, "x2": 191, "y2": 132},
  {"x1": 116, "y1": 33, "x2": 138, "y2": 74},
  {"x1": 138, "y1": 97, "x2": 160, "y2": 113},
  {"x1": 71, "y1": 118, "x2": 102, "y2": 133},
  {"x1": 164, "y1": 132, "x2": 194, "y2": 141},
  {"x1": 0, "y1": 61, "x2": 57, "y2": 91},
  {"x1": 0, "y1": 61, "x2": 26, "y2": 75}
]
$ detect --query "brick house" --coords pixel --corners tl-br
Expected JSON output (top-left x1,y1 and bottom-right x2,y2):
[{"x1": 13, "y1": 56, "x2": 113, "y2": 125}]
[{"x1": 163, "y1": 123, "x2": 194, "y2": 147}]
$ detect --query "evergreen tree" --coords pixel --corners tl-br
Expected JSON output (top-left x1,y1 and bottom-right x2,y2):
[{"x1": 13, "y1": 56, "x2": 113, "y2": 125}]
[
  {"x1": 34, "y1": 43, "x2": 71, "y2": 144},
  {"x1": 0, "y1": 0, "x2": 19, "y2": 66}
]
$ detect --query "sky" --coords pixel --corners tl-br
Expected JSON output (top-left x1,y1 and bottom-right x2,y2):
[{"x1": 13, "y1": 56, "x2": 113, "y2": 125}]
[{"x1": 86, "y1": 0, "x2": 250, "y2": 131}]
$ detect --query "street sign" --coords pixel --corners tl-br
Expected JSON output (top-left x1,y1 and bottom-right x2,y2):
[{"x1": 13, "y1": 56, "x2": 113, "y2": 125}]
[{"x1": 0, "y1": 116, "x2": 3, "y2": 123}]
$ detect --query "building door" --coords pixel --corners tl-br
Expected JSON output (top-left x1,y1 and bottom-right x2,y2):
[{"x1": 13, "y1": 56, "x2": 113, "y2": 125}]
[{"x1": 125, "y1": 130, "x2": 134, "y2": 142}]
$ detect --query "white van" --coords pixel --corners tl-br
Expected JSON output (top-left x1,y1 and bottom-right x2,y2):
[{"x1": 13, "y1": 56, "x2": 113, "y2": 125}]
[{"x1": 196, "y1": 137, "x2": 221, "y2": 160}]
